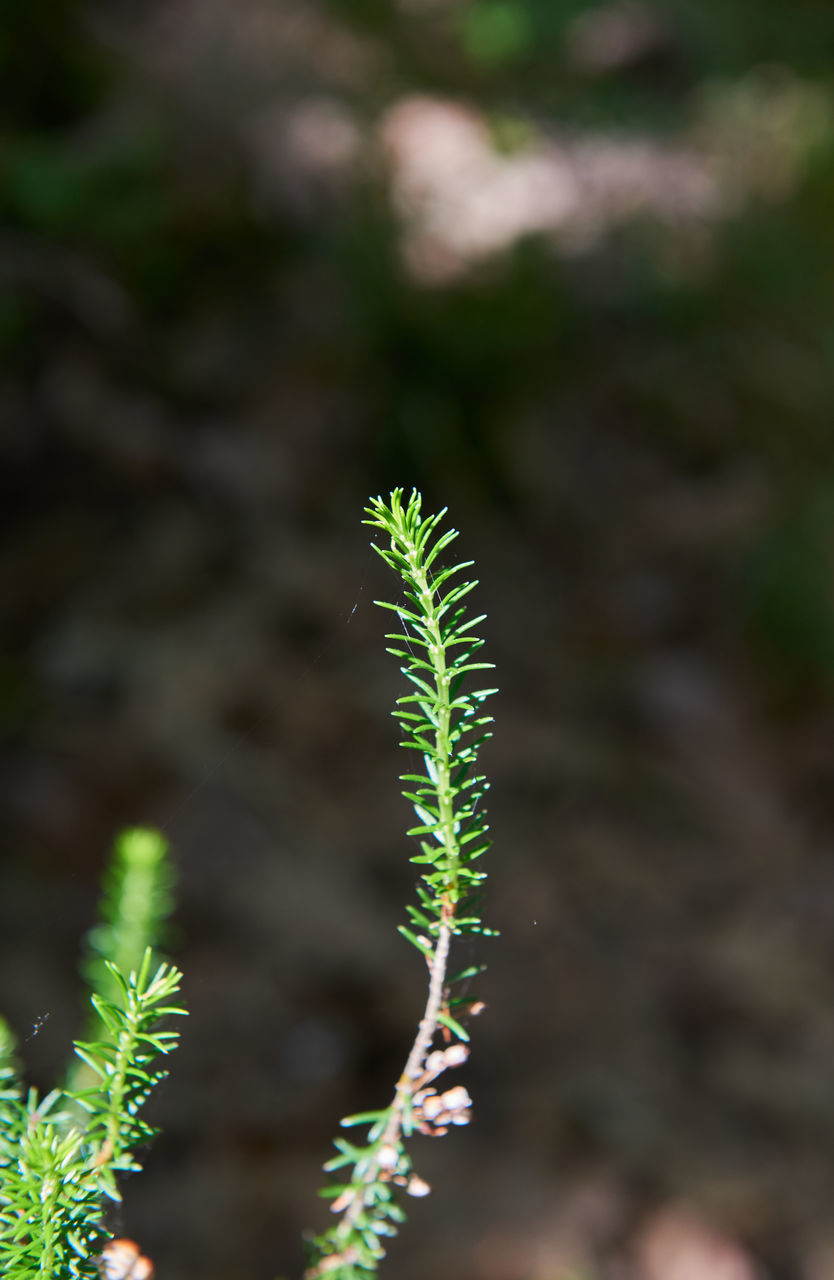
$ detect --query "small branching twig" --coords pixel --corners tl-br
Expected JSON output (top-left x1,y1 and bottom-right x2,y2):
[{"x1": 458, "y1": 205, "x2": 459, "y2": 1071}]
[
  {"x1": 69, "y1": 951, "x2": 186, "y2": 1197},
  {"x1": 305, "y1": 489, "x2": 497, "y2": 1280}
]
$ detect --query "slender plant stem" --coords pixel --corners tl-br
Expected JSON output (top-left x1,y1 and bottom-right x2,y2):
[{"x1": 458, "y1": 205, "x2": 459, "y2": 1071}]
[{"x1": 309, "y1": 907, "x2": 453, "y2": 1262}]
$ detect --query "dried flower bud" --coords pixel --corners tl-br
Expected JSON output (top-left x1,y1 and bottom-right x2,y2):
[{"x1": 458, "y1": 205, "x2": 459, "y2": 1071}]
[
  {"x1": 316, "y1": 1251, "x2": 356, "y2": 1274},
  {"x1": 468, "y1": 1001, "x2": 486, "y2": 1016},
  {"x1": 407, "y1": 1174, "x2": 431, "y2": 1197},
  {"x1": 440, "y1": 1085, "x2": 472, "y2": 1113},
  {"x1": 420, "y1": 1092, "x2": 444, "y2": 1120},
  {"x1": 99, "y1": 1240, "x2": 154, "y2": 1280},
  {"x1": 424, "y1": 1050, "x2": 447, "y2": 1076},
  {"x1": 443, "y1": 1044, "x2": 469, "y2": 1067},
  {"x1": 377, "y1": 1144, "x2": 398, "y2": 1170},
  {"x1": 329, "y1": 1189, "x2": 354, "y2": 1213}
]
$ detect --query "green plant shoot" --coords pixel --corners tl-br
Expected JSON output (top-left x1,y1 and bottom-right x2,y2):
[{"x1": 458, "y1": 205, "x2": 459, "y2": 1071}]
[
  {"x1": 305, "y1": 488, "x2": 497, "y2": 1280},
  {"x1": 0, "y1": 830, "x2": 186, "y2": 1280}
]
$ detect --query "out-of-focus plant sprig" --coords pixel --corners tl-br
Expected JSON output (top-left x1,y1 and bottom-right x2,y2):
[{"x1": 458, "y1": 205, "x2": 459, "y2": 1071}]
[
  {"x1": 0, "y1": 829, "x2": 185, "y2": 1280},
  {"x1": 82, "y1": 827, "x2": 175, "y2": 1008},
  {"x1": 305, "y1": 489, "x2": 496, "y2": 1280},
  {"x1": 68, "y1": 826, "x2": 176, "y2": 1100}
]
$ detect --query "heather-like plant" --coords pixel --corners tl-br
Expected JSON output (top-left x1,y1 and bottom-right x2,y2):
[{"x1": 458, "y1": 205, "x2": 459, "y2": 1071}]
[
  {"x1": 304, "y1": 488, "x2": 496, "y2": 1279},
  {"x1": 0, "y1": 490, "x2": 495, "y2": 1280}
]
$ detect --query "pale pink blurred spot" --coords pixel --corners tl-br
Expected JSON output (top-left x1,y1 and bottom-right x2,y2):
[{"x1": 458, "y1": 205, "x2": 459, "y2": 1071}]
[
  {"x1": 380, "y1": 97, "x2": 577, "y2": 282},
  {"x1": 633, "y1": 1206, "x2": 759, "y2": 1280},
  {"x1": 380, "y1": 96, "x2": 719, "y2": 283}
]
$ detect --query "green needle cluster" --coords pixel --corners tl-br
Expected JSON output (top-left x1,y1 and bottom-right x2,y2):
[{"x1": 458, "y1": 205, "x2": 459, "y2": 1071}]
[{"x1": 0, "y1": 831, "x2": 185, "y2": 1280}]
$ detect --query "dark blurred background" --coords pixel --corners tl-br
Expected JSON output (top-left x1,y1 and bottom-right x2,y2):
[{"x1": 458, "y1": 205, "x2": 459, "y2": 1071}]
[{"x1": 4, "y1": 2, "x2": 834, "y2": 1278}]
